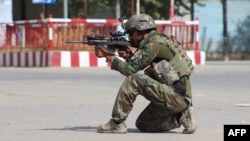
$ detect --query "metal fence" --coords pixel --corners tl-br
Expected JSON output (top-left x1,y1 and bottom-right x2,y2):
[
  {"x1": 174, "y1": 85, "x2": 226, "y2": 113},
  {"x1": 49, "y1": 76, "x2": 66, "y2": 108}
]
[{"x1": 0, "y1": 16, "x2": 199, "y2": 52}]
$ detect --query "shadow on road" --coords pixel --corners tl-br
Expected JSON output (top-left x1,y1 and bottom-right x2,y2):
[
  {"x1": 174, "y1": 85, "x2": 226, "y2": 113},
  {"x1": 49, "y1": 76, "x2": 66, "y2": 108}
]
[
  {"x1": 41, "y1": 126, "x2": 180, "y2": 134},
  {"x1": 41, "y1": 126, "x2": 97, "y2": 132}
]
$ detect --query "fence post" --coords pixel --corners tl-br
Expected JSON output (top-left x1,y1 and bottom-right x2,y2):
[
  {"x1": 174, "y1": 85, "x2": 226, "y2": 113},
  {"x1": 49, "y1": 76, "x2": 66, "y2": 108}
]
[
  {"x1": 170, "y1": 0, "x2": 175, "y2": 20},
  {"x1": 48, "y1": 14, "x2": 53, "y2": 50},
  {"x1": 195, "y1": 17, "x2": 200, "y2": 51}
]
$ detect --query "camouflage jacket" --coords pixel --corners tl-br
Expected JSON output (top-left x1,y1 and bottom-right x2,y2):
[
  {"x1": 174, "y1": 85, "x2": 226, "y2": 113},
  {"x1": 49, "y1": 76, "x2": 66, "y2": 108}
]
[{"x1": 110, "y1": 30, "x2": 193, "y2": 77}]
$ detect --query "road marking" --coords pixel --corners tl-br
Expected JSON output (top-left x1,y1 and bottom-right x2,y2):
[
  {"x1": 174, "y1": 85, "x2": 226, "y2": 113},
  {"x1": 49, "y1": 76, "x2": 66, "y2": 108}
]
[{"x1": 235, "y1": 104, "x2": 250, "y2": 107}]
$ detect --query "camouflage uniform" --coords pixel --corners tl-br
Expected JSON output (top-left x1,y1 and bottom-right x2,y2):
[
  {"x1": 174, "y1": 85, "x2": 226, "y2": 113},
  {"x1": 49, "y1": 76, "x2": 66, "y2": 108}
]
[
  {"x1": 109, "y1": 29, "x2": 194, "y2": 132},
  {"x1": 104, "y1": 14, "x2": 194, "y2": 132}
]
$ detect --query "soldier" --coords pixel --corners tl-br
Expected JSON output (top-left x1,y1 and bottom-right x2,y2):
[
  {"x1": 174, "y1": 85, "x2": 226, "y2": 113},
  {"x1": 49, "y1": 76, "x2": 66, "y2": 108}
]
[{"x1": 94, "y1": 14, "x2": 196, "y2": 134}]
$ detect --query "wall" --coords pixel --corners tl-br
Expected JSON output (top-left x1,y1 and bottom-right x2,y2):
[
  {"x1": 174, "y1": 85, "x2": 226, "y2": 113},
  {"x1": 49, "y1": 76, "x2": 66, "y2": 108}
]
[{"x1": 0, "y1": 0, "x2": 12, "y2": 23}]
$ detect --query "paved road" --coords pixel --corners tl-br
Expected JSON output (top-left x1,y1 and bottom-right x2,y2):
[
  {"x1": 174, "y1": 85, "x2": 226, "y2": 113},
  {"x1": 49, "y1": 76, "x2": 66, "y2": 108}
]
[{"x1": 0, "y1": 61, "x2": 250, "y2": 141}]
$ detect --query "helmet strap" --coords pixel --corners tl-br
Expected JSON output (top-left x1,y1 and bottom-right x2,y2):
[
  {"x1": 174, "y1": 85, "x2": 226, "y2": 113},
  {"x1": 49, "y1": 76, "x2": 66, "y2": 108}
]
[{"x1": 139, "y1": 32, "x2": 145, "y2": 42}]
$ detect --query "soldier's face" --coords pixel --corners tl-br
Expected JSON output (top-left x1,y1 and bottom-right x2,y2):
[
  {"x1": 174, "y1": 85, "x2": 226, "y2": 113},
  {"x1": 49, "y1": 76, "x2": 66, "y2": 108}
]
[{"x1": 128, "y1": 30, "x2": 143, "y2": 47}]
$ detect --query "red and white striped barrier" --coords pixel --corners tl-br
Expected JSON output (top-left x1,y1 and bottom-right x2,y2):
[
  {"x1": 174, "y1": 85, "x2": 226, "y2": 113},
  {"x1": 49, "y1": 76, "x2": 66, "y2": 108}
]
[
  {"x1": 186, "y1": 51, "x2": 206, "y2": 65},
  {"x1": 50, "y1": 51, "x2": 109, "y2": 67},
  {"x1": 0, "y1": 51, "x2": 49, "y2": 67},
  {"x1": 0, "y1": 50, "x2": 205, "y2": 67},
  {"x1": 49, "y1": 51, "x2": 205, "y2": 67}
]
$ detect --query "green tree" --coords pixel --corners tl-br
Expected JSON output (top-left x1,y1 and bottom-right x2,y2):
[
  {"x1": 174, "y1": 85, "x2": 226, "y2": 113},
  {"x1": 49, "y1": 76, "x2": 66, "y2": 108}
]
[
  {"x1": 110, "y1": 0, "x2": 167, "y2": 19},
  {"x1": 139, "y1": 0, "x2": 205, "y2": 20},
  {"x1": 58, "y1": 0, "x2": 111, "y2": 18},
  {"x1": 175, "y1": 0, "x2": 205, "y2": 17},
  {"x1": 229, "y1": 15, "x2": 250, "y2": 52},
  {"x1": 59, "y1": 0, "x2": 205, "y2": 20},
  {"x1": 117, "y1": 0, "x2": 205, "y2": 20}
]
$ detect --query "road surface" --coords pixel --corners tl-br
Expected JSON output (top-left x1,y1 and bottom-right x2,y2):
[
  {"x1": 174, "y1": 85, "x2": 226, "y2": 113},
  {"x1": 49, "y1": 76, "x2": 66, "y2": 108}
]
[{"x1": 0, "y1": 61, "x2": 250, "y2": 141}]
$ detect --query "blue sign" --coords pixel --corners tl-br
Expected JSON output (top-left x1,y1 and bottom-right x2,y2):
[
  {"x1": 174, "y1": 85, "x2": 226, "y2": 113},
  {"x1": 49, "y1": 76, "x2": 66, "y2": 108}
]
[{"x1": 32, "y1": 0, "x2": 56, "y2": 4}]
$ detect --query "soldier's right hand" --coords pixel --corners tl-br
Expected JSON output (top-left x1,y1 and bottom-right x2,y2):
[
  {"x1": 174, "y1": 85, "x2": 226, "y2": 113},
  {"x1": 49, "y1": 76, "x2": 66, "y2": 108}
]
[{"x1": 118, "y1": 47, "x2": 133, "y2": 60}]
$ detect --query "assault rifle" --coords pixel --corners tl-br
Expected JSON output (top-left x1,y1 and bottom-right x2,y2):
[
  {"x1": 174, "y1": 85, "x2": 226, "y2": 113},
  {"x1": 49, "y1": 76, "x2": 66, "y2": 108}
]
[{"x1": 66, "y1": 31, "x2": 131, "y2": 55}]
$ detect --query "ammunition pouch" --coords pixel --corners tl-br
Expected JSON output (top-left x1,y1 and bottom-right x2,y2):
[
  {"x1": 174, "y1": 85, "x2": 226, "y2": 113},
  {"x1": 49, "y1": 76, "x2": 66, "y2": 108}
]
[
  {"x1": 152, "y1": 60, "x2": 179, "y2": 85},
  {"x1": 144, "y1": 60, "x2": 186, "y2": 95}
]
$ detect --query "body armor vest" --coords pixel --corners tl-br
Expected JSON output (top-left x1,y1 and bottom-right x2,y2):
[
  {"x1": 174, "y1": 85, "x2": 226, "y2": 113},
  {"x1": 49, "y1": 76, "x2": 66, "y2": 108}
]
[
  {"x1": 137, "y1": 31, "x2": 194, "y2": 77},
  {"x1": 162, "y1": 34, "x2": 194, "y2": 77}
]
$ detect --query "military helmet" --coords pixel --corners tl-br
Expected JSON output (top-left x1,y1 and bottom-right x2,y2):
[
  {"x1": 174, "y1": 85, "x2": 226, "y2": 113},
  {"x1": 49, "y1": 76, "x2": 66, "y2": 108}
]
[{"x1": 122, "y1": 14, "x2": 156, "y2": 33}]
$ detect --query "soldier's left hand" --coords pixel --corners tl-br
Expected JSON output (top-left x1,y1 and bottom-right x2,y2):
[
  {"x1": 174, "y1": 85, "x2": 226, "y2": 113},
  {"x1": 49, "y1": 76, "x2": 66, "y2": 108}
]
[
  {"x1": 95, "y1": 45, "x2": 106, "y2": 58},
  {"x1": 94, "y1": 45, "x2": 114, "y2": 62}
]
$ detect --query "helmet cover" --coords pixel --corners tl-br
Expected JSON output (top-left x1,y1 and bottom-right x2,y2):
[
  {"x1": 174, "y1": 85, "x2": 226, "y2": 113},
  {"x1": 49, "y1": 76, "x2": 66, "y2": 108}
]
[{"x1": 122, "y1": 14, "x2": 156, "y2": 33}]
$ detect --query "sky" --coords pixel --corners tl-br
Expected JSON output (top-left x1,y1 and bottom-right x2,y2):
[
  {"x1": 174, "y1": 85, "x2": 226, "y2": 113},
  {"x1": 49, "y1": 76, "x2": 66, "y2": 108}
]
[{"x1": 194, "y1": 0, "x2": 250, "y2": 52}]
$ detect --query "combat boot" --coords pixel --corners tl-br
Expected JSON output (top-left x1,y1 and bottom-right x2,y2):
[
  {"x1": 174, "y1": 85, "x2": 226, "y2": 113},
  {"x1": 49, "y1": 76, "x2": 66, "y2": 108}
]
[
  {"x1": 97, "y1": 119, "x2": 127, "y2": 134},
  {"x1": 179, "y1": 106, "x2": 197, "y2": 134}
]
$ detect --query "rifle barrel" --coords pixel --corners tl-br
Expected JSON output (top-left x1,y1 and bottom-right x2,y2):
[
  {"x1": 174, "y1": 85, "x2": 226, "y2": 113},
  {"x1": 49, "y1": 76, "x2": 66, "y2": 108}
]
[
  {"x1": 66, "y1": 39, "x2": 131, "y2": 46},
  {"x1": 66, "y1": 41, "x2": 88, "y2": 44}
]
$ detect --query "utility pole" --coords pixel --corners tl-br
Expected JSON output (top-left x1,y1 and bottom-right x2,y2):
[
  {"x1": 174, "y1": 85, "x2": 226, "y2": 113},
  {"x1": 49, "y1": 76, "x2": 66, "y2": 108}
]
[
  {"x1": 116, "y1": 0, "x2": 120, "y2": 19},
  {"x1": 170, "y1": 0, "x2": 174, "y2": 20},
  {"x1": 84, "y1": 0, "x2": 87, "y2": 18},
  {"x1": 191, "y1": 0, "x2": 194, "y2": 21},
  {"x1": 136, "y1": 0, "x2": 140, "y2": 14},
  {"x1": 222, "y1": 0, "x2": 229, "y2": 61},
  {"x1": 63, "y1": 0, "x2": 68, "y2": 19},
  {"x1": 21, "y1": 0, "x2": 26, "y2": 20},
  {"x1": 131, "y1": 0, "x2": 134, "y2": 16}
]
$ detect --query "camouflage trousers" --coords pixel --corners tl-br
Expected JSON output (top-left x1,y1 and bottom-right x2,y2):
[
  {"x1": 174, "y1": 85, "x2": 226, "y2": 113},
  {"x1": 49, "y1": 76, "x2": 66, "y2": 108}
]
[{"x1": 112, "y1": 73, "x2": 188, "y2": 132}]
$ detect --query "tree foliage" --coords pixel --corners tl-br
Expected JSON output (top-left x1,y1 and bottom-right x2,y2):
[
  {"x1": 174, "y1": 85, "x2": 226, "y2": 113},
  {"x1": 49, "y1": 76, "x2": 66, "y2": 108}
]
[
  {"x1": 175, "y1": 0, "x2": 205, "y2": 17},
  {"x1": 229, "y1": 15, "x2": 250, "y2": 52},
  {"x1": 114, "y1": 0, "x2": 171, "y2": 20},
  {"x1": 58, "y1": 0, "x2": 111, "y2": 18},
  {"x1": 58, "y1": 0, "x2": 205, "y2": 20}
]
